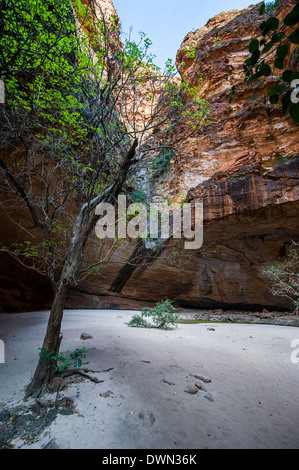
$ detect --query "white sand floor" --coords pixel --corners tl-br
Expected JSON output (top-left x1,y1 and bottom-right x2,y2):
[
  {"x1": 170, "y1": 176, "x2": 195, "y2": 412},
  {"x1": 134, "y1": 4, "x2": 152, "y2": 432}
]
[{"x1": 0, "y1": 309, "x2": 298, "y2": 449}]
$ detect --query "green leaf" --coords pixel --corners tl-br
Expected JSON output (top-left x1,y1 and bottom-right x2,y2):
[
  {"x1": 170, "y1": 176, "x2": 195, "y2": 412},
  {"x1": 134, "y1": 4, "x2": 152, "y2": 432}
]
[
  {"x1": 269, "y1": 94, "x2": 279, "y2": 105},
  {"x1": 262, "y1": 41, "x2": 274, "y2": 54},
  {"x1": 244, "y1": 57, "x2": 252, "y2": 67},
  {"x1": 276, "y1": 44, "x2": 288, "y2": 61},
  {"x1": 248, "y1": 71, "x2": 263, "y2": 81},
  {"x1": 282, "y1": 90, "x2": 292, "y2": 113},
  {"x1": 289, "y1": 28, "x2": 299, "y2": 45},
  {"x1": 274, "y1": 58, "x2": 284, "y2": 70},
  {"x1": 267, "y1": 84, "x2": 286, "y2": 97},
  {"x1": 249, "y1": 39, "x2": 259, "y2": 53},
  {"x1": 251, "y1": 49, "x2": 261, "y2": 65},
  {"x1": 282, "y1": 70, "x2": 294, "y2": 83},
  {"x1": 266, "y1": 16, "x2": 279, "y2": 32},
  {"x1": 260, "y1": 63, "x2": 272, "y2": 76},
  {"x1": 259, "y1": 2, "x2": 266, "y2": 15},
  {"x1": 271, "y1": 32, "x2": 285, "y2": 44},
  {"x1": 289, "y1": 103, "x2": 299, "y2": 123},
  {"x1": 284, "y1": 4, "x2": 299, "y2": 27},
  {"x1": 260, "y1": 21, "x2": 269, "y2": 36}
]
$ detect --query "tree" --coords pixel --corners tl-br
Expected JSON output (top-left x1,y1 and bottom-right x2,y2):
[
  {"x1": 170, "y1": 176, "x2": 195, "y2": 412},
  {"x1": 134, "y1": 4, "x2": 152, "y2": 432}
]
[
  {"x1": 261, "y1": 242, "x2": 299, "y2": 314},
  {"x1": 242, "y1": 1, "x2": 299, "y2": 122},
  {"x1": 0, "y1": 0, "x2": 208, "y2": 396}
]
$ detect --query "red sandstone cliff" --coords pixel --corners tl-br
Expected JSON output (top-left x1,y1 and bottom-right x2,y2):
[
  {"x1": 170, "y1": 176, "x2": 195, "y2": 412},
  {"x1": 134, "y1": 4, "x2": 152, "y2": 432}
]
[{"x1": 168, "y1": 1, "x2": 299, "y2": 195}]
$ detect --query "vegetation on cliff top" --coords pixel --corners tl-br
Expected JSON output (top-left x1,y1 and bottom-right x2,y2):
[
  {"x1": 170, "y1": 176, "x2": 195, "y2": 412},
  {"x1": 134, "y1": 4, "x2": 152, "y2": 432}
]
[{"x1": 243, "y1": 1, "x2": 299, "y2": 123}]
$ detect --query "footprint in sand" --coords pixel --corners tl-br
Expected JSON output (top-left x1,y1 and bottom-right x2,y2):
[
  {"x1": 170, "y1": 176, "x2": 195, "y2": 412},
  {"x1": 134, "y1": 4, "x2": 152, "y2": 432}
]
[{"x1": 138, "y1": 410, "x2": 156, "y2": 427}]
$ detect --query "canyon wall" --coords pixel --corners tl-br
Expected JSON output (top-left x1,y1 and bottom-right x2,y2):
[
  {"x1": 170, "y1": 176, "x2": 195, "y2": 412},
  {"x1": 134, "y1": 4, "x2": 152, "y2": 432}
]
[
  {"x1": 0, "y1": 0, "x2": 298, "y2": 313},
  {"x1": 65, "y1": 0, "x2": 299, "y2": 312}
]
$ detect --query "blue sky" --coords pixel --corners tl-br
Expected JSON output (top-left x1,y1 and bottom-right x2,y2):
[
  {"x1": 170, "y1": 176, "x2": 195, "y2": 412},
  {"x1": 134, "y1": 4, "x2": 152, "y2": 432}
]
[{"x1": 113, "y1": 0, "x2": 260, "y2": 70}]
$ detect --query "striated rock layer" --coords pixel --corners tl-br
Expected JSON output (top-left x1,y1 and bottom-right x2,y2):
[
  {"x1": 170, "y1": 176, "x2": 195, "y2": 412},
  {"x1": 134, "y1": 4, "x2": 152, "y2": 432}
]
[{"x1": 0, "y1": 0, "x2": 298, "y2": 313}]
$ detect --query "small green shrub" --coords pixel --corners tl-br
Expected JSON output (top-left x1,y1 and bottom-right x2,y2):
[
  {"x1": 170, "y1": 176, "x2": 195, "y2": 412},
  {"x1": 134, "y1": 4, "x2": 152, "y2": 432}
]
[
  {"x1": 126, "y1": 299, "x2": 181, "y2": 329},
  {"x1": 70, "y1": 347, "x2": 88, "y2": 368},
  {"x1": 129, "y1": 188, "x2": 148, "y2": 204},
  {"x1": 127, "y1": 314, "x2": 151, "y2": 329},
  {"x1": 273, "y1": 154, "x2": 294, "y2": 168},
  {"x1": 266, "y1": 1, "x2": 280, "y2": 13},
  {"x1": 150, "y1": 146, "x2": 175, "y2": 177},
  {"x1": 38, "y1": 346, "x2": 88, "y2": 376},
  {"x1": 261, "y1": 242, "x2": 299, "y2": 314}
]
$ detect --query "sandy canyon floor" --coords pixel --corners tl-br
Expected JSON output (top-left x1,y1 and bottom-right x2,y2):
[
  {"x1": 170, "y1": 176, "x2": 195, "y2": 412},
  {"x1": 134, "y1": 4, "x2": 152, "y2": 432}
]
[{"x1": 0, "y1": 309, "x2": 298, "y2": 449}]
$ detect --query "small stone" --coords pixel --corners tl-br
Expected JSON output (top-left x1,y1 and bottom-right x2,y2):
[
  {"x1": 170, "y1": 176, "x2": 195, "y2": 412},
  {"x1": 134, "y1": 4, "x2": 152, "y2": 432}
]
[
  {"x1": 80, "y1": 332, "x2": 93, "y2": 340},
  {"x1": 0, "y1": 410, "x2": 10, "y2": 423},
  {"x1": 16, "y1": 413, "x2": 34, "y2": 427},
  {"x1": 0, "y1": 428, "x2": 14, "y2": 445},
  {"x1": 207, "y1": 327, "x2": 215, "y2": 331},
  {"x1": 36, "y1": 398, "x2": 52, "y2": 408},
  {"x1": 43, "y1": 438, "x2": 60, "y2": 449},
  {"x1": 57, "y1": 397, "x2": 74, "y2": 408},
  {"x1": 100, "y1": 391, "x2": 115, "y2": 398},
  {"x1": 214, "y1": 309, "x2": 223, "y2": 315},
  {"x1": 11, "y1": 436, "x2": 22, "y2": 446},
  {"x1": 190, "y1": 374, "x2": 212, "y2": 384},
  {"x1": 261, "y1": 312, "x2": 274, "y2": 319},
  {"x1": 204, "y1": 393, "x2": 214, "y2": 402},
  {"x1": 162, "y1": 378, "x2": 175, "y2": 386},
  {"x1": 184, "y1": 383, "x2": 198, "y2": 395},
  {"x1": 195, "y1": 382, "x2": 206, "y2": 391}
]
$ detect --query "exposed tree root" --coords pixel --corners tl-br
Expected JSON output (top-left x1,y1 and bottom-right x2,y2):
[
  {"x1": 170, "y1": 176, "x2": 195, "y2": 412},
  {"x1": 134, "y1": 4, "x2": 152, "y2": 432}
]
[
  {"x1": 57, "y1": 366, "x2": 114, "y2": 383},
  {"x1": 60, "y1": 368, "x2": 102, "y2": 383},
  {"x1": 26, "y1": 367, "x2": 114, "y2": 402}
]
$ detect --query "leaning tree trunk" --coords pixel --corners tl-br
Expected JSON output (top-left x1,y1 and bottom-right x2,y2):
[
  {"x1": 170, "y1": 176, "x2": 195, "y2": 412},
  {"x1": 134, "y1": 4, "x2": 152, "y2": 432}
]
[
  {"x1": 25, "y1": 284, "x2": 67, "y2": 397},
  {"x1": 25, "y1": 139, "x2": 139, "y2": 398},
  {"x1": 25, "y1": 209, "x2": 97, "y2": 397},
  {"x1": 25, "y1": 209, "x2": 93, "y2": 397}
]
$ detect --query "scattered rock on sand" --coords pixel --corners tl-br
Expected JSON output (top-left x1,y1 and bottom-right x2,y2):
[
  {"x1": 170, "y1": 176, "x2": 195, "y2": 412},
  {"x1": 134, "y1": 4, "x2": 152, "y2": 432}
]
[
  {"x1": 190, "y1": 373, "x2": 212, "y2": 384},
  {"x1": 43, "y1": 438, "x2": 60, "y2": 449},
  {"x1": 16, "y1": 413, "x2": 34, "y2": 427},
  {"x1": 0, "y1": 410, "x2": 10, "y2": 424},
  {"x1": 0, "y1": 396, "x2": 77, "y2": 448},
  {"x1": 100, "y1": 391, "x2": 115, "y2": 398},
  {"x1": 162, "y1": 378, "x2": 175, "y2": 386},
  {"x1": 204, "y1": 393, "x2": 214, "y2": 402},
  {"x1": 80, "y1": 332, "x2": 93, "y2": 340},
  {"x1": 184, "y1": 383, "x2": 198, "y2": 395},
  {"x1": 195, "y1": 382, "x2": 206, "y2": 391}
]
